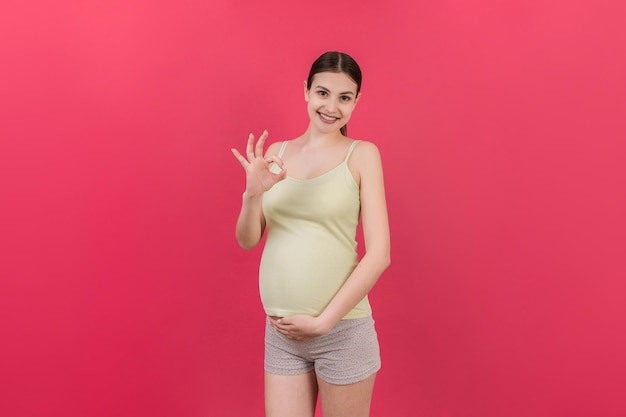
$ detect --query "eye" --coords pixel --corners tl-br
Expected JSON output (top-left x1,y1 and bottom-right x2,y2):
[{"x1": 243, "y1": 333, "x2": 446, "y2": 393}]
[
  {"x1": 316, "y1": 90, "x2": 328, "y2": 97},
  {"x1": 340, "y1": 95, "x2": 352, "y2": 102}
]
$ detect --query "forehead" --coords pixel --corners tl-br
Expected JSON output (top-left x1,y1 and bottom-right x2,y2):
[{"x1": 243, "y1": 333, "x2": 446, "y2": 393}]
[{"x1": 310, "y1": 72, "x2": 358, "y2": 92}]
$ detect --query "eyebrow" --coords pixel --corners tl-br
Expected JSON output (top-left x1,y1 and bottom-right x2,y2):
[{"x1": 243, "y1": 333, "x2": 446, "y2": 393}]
[{"x1": 315, "y1": 85, "x2": 355, "y2": 95}]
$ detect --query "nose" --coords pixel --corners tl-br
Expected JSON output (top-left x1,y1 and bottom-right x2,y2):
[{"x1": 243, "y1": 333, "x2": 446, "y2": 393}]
[{"x1": 325, "y1": 99, "x2": 337, "y2": 113}]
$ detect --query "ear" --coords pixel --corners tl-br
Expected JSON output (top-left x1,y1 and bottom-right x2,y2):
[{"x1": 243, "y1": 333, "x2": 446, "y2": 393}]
[
  {"x1": 303, "y1": 80, "x2": 309, "y2": 102},
  {"x1": 354, "y1": 92, "x2": 362, "y2": 107}
]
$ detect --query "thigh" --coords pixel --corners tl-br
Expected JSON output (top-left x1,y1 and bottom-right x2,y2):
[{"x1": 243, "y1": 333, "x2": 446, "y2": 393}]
[
  {"x1": 313, "y1": 316, "x2": 381, "y2": 385},
  {"x1": 265, "y1": 316, "x2": 315, "y2": 376},
  {"x1": 317, "y1": 372, "x2": 376, "y2": 417},
  {"x1": 265, "y1": 371, "x2": 318, "y2": 417}
]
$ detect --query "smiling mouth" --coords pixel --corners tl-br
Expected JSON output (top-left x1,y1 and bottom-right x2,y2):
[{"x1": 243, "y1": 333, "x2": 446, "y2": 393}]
[{"x1": 318, "y1": 112, "x2": 339, "y2": 122}]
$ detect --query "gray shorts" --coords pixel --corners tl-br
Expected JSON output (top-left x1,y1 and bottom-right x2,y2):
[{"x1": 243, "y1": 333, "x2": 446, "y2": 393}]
[{"x1": 264, "y1": 315, "x2": 381, "y2": 385}]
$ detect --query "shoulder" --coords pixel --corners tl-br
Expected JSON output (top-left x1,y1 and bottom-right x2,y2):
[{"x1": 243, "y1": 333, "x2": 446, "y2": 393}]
[
  {"x1": 264, "y1": 140, "x2": 288, "y2": 157},
  {"x1": 353, "y1": 140, "x2": 380, "y2": 153},
  {"x1": 347, "y1": 140, "x2": 384, "y2": 187},
  {"x1": 351, "y1": 140, "x2": 383, "y2": 167}
]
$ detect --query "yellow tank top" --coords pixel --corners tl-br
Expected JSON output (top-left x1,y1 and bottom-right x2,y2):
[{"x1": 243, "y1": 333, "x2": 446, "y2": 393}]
[{"x1": 260, "y1": 140, "x2": 371, "y2": 320}]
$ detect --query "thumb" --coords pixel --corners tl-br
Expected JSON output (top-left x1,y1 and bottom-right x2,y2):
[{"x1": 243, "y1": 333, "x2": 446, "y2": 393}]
[{"x1": 278, "y1": 317, "x2": 294, "y2": 325}]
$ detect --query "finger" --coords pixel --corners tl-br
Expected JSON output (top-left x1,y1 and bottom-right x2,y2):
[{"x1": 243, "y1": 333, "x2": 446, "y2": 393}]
[
  {"x1": 272, "y1": 319, "x2": 289, "y2": 332},
  {"x1": 255, "y1": 130, "x2": 268, "y2": 158},
  {"x1": 245, "y1": 133, "x2": 255, "y2": 160},
  {"x1": 231, "y1": 148, "x2": 249, "y2": 168},
  {"x1": 264, "y1": 155, "x2": 284, "y2": 170},
  {"x1": 276, "y1": 322, "x2": 292, "y2": 331},
  {"x1": 277, "y1": 317, "x2": 293, "y2": 326},
  {"x1": 265, "y1": 155, "x2": 287, "y2": 182}
]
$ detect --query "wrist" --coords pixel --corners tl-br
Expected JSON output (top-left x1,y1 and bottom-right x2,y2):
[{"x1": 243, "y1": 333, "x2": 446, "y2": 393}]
[
  {"x1": 242, "y1": 190, "x2": 263, "y2": 199},
  {"x1": 315, "y1": 314, "x2": 336, "y2": 335}
]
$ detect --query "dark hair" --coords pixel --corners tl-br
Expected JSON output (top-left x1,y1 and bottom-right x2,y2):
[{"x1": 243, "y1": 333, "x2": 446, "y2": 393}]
[{"x1": 306, "y1": 51, "x2": 362, "y2": 136}]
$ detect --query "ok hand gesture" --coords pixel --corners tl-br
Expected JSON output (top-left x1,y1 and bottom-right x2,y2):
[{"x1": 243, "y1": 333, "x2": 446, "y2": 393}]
[{"x1": 231, "y1": 130, "x2": 286, "y2": 196}]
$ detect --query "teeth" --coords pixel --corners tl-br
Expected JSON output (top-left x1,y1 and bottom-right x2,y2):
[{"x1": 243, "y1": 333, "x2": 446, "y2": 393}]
[{"x1": 319, "y1": 113, "x2": 338, "y2": 121}]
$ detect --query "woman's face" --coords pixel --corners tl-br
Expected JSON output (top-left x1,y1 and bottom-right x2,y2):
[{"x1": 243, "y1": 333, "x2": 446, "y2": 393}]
[{"x1": 304, "y1": 71, "x2": 360, "y2": 134}]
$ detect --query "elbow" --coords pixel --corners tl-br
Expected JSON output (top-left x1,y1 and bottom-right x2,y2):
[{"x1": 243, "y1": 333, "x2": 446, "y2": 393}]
[
  {"x1": 377, "y1": 246, "x2": 391, "y2": 272},
  {"x1": 237, "y1": 240, "x2": 254, "y2": 250},
  {"x1": 235, "y1": 231, "x2": 260, "y2": 251},
  {"x1": 364, "y1": 247, "x2": 391, "y2": 274},
  {"x1": 369, "y1": 251, "x2": 390, "y2": 274},
  {"x1": 238, "y1": 241, "x2": 255, "y2": 251},
  {"x1": 378, "y1": 241, "x2": 391, "y2": 270},
  {"x1": 236, "y1": 236, "x2": 258, "y2": 251}
]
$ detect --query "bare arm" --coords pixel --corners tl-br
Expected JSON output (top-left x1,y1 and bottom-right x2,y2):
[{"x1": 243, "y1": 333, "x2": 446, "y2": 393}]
[
  {"x1": 317, "y1": 142, "x2": 390, "y2": 328},
  {"x1": 272, "y1": 141, "x2": 390, "y2": 339},
  {"x1": 234, "y1": 193, "x2": 265, "y2": 250},
  {"x1": 231, "y1": 131, "x2": 286, "y2": 250}
]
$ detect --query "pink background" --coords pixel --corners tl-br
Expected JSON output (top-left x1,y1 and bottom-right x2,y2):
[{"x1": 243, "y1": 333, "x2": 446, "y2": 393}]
[{"x1": 1, "y1": 1, "x2": 625, "y2": 416}]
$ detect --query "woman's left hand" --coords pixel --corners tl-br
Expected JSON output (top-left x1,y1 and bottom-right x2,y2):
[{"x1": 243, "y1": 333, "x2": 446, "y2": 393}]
[{"x1": 269, "y1": 315, "x2": 331, "y2": 341}]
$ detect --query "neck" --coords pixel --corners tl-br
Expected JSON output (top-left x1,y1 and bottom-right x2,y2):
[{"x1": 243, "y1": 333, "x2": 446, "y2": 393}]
[{"x1": 300, "y1": 124, "x2": 344, "y2": 147}]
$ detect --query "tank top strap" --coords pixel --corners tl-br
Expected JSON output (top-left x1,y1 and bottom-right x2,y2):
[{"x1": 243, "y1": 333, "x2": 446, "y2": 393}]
[
  {"x1": 344, "y1": 140, "x2": 361, "y2": 162},
  {"x1": 277, "y1": 141, "x2": 288, "y2": 158}
]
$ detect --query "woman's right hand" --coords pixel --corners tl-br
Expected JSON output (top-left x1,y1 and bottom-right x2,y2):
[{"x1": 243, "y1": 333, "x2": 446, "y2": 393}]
[{"x1": 231, "y1": 130, "x2": 286, "y2": 196}]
